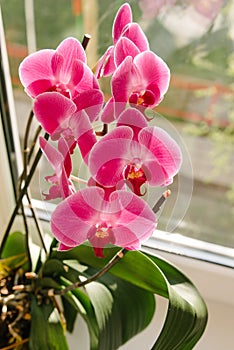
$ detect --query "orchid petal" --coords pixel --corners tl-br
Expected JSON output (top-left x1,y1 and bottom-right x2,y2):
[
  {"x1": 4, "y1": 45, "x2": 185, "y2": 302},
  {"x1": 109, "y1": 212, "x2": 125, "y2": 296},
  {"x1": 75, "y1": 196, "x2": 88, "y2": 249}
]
[
  {"x1": 33, "y1": 92, "x2": 77, "y2": 135},
  {"x1": 68, "y1": 59, "x2": 85, "y2": 88},
  {"x1": 101, "y1": 98, "x2": 115, "y2": 123},
  {"x1": 69, "y1": 60, "x2": 97, "y2": 94},
  {"x1": 113, "y1": 3, "x2": 132, "y2": 43},
  {"x1": 134, "y1": 51, "x2": 170, "y2": 101},
  {"x1": 115, "y1": 37, "x2": 140, "y2": 66},
  {"x1": 25, "y1": 79, "x2": 55, "y2": 99},
  {"x1": 56, "y1": 37, "x2": 86, "y2": 80},
  {"x1": 89, "y1": 126, "x2": 133, "y2": 186},
  {"x1": 122, "y1": 22, "x2": 149, "y2": 51},
  {"x1": 110, "y1": 190, "x2": 156, "y2": 244},
  {"x1": 51, "y1": 187, "x2": 105, "y2": 246},
  {"x1": 101, "y1": 99, "x2": 129, "y2": 124},
  {"x1": 40, "y1": 137, "x2": 74, "y2": 199},
  {"x1": 95, "y1": 46, "x2": 116, "y2": 79},
  {"x1": 117, "y1": 107, "x2": 147, "y2": 138},
  {"x1": 51, "y1": 52, "x2": 64, "y2": 80},
  {"x1": 39, "y1": 137, "x2": 63, "y2": 171},
  {"x1": 73, "y1": 89, "x2": 104, "y2": 122},
  {"x1": 58, "y1": 137, "x2": 72, "y2": 176},
  {"x1": 43, "y1": 184, "x2": 61, "y2": 201},
  {"x1": 19, "y1": 49, "x2": 54, "y2": 90},
  {"x1": 69, "y1": 110, "x2": 97, "y2": 164},
  {"x1": 112, "y1": 56, "x2": 133, "y2": 104},
  {"x1": 58, "y1": 243, "x2": 74, "y2": 251},
  {"x1": 138, "y1": 126, "x2": 182, "y2": 185}
]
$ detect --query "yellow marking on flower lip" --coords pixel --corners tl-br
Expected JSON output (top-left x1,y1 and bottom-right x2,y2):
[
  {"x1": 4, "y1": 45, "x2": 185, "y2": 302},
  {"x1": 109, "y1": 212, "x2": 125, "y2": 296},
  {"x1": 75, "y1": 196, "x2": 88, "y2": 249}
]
[
  {"x1": 137, "y1": 95, "x2": 144, "y2": 105},
  {"x1": 95, "y1": 226, "x2": 109, "y2": 239},
  {"x1": 127, "y1": 165, "x2": 145, "y2": 179}
]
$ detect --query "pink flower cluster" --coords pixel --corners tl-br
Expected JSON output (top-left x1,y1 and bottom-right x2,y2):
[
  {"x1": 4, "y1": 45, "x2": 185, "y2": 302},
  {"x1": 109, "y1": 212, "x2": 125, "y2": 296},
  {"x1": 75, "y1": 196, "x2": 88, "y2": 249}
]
[{"x1": 19, "y1": 3, "x2": 182, "y2": 257}]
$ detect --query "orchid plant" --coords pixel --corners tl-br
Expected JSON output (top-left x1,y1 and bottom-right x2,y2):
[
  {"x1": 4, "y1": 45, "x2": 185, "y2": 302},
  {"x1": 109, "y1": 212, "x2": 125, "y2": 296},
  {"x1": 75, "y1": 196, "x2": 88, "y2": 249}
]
[{"x1": 0, "y1": 3, "x2": 207, "y2": 350}]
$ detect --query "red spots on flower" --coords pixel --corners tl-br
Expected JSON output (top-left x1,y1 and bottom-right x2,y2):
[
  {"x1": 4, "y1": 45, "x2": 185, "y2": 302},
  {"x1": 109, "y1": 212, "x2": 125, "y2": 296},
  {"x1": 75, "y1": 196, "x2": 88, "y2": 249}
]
[
  {"x1": 124, "y1": 164, "x2": 147, "y2": 196},
  {"x1": 129, "y1": 90, "x2": 156, "y2": 107},
  {"x1": 49, "y1": 83, "x2": 71, "y2": 99},
  {"x1": 91, "y1": 223, "x2": 114, "y2": 257}
]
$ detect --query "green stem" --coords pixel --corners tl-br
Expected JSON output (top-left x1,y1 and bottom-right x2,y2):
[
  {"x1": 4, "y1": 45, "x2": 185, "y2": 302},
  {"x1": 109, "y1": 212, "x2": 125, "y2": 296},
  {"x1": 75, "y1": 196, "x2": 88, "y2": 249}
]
[
  {"x1": 21, "y1": 202, "x2": 32, "y2": 271},
  {"x1": 16, "y1": 109, "x2": 47, "y2": 257},
  {"x1": 26, "y1": 192, "x2": 48, "y2": 255},
  {"x1": 0, "y1": 133, "x2": 49, "y2": 256},
  {"x1": 27, "y1": 125, "x2": 42, "y2": 164},
  {"x1": 51, "y1": 249, "x2": 128, "y2": 296},
  {"x1": 17, "y1": 110, "x2": 34, "y2": 197}
]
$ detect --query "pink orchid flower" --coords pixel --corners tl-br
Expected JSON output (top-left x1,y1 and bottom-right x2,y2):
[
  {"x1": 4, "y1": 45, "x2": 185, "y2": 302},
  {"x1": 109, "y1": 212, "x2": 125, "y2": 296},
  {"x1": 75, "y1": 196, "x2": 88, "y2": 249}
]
[
  {"x1": 96, "y1": 3, "x2": 149, "y2": 78},
  {"x1": 101, "y1": 50, "x2": 170, "y2": 122},
  {"x1": 19, "y1": 37, "x2": 100, "y2": 100},
  {"x1": 89, "y1": 108, "x2": 182, "y2": 196},
  {"x1": 33, "y1": 90, "x2": 103, "y2": 132},
  {"x1": 36, "y1": 94, "x2": 97, "y2": 166},
  {"x1": 33, "y1": 92, "x2": 100, "y2": 162},
  {"x1": 51, "y1": 186, "x2": 156, "y2": 257},
  {"x1": 39, "y1": 137, "x2": 75, "y2": 200}
]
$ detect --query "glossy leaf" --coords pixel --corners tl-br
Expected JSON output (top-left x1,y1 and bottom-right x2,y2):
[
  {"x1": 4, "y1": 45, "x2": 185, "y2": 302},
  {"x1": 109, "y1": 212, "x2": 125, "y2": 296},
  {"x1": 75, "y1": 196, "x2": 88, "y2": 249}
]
[
  {"x1": 51, "y1": 245, "x2": 168, "y2": 297},
  {"x1": 61, "y1": 296, "x2": 77, "y2": 333},
  {"x1": 29, "y1": 295, "x2": 69, "y2": 350},
  {"x1": 52, "y1": 245, "x2": 207, "y2": 349},
  {"x1": 60, "y1": 279, "x2": 99, "y2": 350},
  {"x1": 144, "y1": 252, "x2": 208, "y2": 350},
  {"x1": 84, "y1": 269, "x2": 155, "y2": 350},
  {"x1": 60, "y1": 266, "x2": 155, "y2": 350}
]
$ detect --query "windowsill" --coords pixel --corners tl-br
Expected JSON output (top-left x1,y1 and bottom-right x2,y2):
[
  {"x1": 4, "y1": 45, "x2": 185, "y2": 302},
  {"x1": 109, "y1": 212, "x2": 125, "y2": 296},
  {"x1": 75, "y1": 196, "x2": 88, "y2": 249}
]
[{"x1": 143, "y1": 230, "x2": 234, "y2": 268}]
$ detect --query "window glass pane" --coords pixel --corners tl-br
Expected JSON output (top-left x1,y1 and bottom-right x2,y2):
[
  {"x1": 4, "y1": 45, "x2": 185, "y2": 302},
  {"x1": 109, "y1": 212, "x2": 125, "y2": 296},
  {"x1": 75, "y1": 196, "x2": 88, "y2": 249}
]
[{"x1": 1, "y1": 0, "x2": 233, "y2": 249}]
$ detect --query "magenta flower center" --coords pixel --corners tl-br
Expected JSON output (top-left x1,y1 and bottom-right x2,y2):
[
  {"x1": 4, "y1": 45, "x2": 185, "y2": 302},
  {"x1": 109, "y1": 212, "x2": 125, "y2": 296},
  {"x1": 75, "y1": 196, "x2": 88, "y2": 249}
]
[
  {"x1": 124, "y1": 164, "x2": 147, "y2": 196},
  {"x1": 129, "y1": 90, "x2": 155, "y2": 107},
  {"x1": 49, "y1": 83, "x2": 71, "y2": 99}
]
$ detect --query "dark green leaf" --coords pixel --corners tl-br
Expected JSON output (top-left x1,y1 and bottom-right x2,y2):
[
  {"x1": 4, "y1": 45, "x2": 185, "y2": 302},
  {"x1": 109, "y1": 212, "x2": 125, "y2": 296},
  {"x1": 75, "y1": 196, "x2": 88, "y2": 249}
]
[
  {"x1": 51, "y1": 246, "x2": 168, "y2": 297},
  {"x1": 60, "y1": 278, "x2": 99, "y2": 350},
  {"x1": 29, "y1": 295, "x2": 69, "y2": 350},
  {"x1": 42, "y1": 258, "x2": 67, "y2": 277},
  {"x1": 144, "y1": 252, "x2": 208, "y2": 350},
  {"x1": 60, "y1": 267, "x2": 155, "y2": 350},
  {"x1": 35, "y1": 276, "x2": 62, "y2": 290},
  {"x1": 52, "y1": 245, "x2": 207, "y2": 349},
  {"x1": 84, "y1": 269, "x2": 155, "y2": 350},
  {"x1": 61, "y1": 296, "x2": 78, "y2": 333}
]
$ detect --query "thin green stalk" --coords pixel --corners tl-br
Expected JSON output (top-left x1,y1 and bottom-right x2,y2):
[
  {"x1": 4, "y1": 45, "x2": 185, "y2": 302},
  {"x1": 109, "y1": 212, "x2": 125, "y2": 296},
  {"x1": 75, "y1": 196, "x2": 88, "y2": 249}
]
[
  {"x1": 49, "y1": 249, "x2": 128, "y2": 296},
  {"x1": 17, "y1": 109, "x2": 47, "y2": 256},
  {"x1": 0, "y1": 133, "x2": 49, "y2": 256},
  {"x1": 26, "y1": 192, "x2": 48, "y2": 255},
  {"x1": 20, "y1": 202, "x2": 32, "y2": 271},
  {"x1": 17, "y1": 110, "x2": 34, "y2": 197}
]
